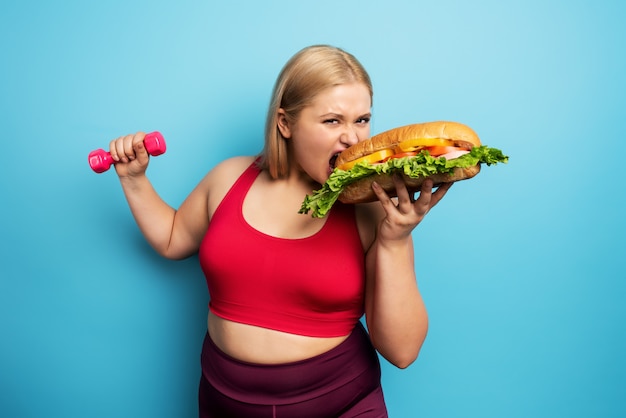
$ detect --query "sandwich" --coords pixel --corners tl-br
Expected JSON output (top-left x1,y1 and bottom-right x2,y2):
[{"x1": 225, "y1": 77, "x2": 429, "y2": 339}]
[{"x1": 299, "y1": 121, "x2": 508, "y2": 218}]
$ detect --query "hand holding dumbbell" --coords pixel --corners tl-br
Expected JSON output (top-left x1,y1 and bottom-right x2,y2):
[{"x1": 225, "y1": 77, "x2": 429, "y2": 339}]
[{"x1": 88, "y1": 131, "x2": 166, "y2": 173}]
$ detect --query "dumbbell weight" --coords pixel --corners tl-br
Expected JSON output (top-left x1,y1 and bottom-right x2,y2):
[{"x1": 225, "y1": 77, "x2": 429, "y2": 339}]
[{"x1": 88, "y1": 131, "x2": 166, "y2": 173}]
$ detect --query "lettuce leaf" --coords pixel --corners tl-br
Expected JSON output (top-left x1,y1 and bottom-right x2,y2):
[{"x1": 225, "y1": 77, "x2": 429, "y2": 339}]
[{"x1": 299, "y1": 146, "x2": 509, "y2": 218}]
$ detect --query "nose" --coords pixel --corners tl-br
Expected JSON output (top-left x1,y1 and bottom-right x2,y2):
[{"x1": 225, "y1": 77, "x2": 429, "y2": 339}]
[{"x1": 340, "y1": 125, "x2": 359, "y2": 146}]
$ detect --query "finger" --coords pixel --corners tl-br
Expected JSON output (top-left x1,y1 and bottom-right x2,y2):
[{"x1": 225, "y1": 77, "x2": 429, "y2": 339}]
[
  {"x1": 429, "y1": 182, "x2": 453, "y2": 209},
  {"x1": 132, "y1": 132, "x2": 150, "y2": 166},
  {"x1": 109, "y1": 136, "x2": 128, "y2": 162},
  {"x1": 413, "y1": 179, "x2": 434, "y2": 214},
  {"x1": 393, "y1": 174, "x2": 413, "y2": 210},
  {"x1": 119, "y1": 134, "x2": 136, "y2": 163},
  {"x1": 128, "y1": 132, "x2": 147, "y2": 161},
  {"x1": 124, "y1": 133, "x2": 140, "y2": 161},
  {"x1": 371, "y1": 181, "x2": 397, "y2": 213}
]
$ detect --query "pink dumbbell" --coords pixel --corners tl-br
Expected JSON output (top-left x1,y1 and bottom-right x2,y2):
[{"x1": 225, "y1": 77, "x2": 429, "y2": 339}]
[{"x1": 88, "y1": 131, "x2": 166, "y2": 173}]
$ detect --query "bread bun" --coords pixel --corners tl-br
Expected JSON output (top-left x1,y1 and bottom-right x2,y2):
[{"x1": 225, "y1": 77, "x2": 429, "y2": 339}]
[
  {"x1": 339, "y1": 165, "x2": 480, "y2": 203},
  {"x1": 336, "y1": 121, "x2": 482, "y2": 204},
  {"x1": 336, "y1": 121, "x2": 481, "y2": 168}
]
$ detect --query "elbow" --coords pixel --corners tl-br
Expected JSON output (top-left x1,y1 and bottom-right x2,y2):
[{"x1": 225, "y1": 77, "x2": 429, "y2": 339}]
[
  {"x1": 163, "y1": 249, "x2": 194, "y2": 261},
  {"x1": 394, "y1": 355, "x2": 418, "y2": 370},
  {"x1": 372, "y1": 327, "x2": 428, "y2": 369},
  {"x1": 386, "y1": 348, "x2": 421, "y2": 369},
  {"x1": 155, "y1": 246, "x2": 192, "y2": 261},
  {"x1": 154, "y1": 240, "x2": 196, "y2": 260},
  {"x1": 373, "y1": 338, "x2": 424, "y2": 369},
  {"x1": 366, "y1": 311, "x2": 429, "y2": 369}
]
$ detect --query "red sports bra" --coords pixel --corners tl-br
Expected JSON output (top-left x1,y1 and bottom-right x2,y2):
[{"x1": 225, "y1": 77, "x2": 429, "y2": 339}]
[{"x1": 198, "y1": 161, "x2": 365, "y2": 337}]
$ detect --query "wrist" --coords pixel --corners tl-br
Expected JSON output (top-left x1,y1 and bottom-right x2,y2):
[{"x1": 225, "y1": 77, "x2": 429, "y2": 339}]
[
  {"x1": 376, "y1": 234, "x2": 413, "y2": 252},
  {"x1": 119, "y1": 173, "x2": 149, "y2": 191}
]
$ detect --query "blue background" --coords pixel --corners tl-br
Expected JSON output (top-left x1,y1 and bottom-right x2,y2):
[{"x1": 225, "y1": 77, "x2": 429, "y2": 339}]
[{"x1": 1, "y1": 1, "x2": 625, "y2": 417}]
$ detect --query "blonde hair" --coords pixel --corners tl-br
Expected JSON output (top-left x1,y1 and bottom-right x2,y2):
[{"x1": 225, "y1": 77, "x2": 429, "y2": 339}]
[{"x1": 259, "y1": 45, "x2": 373, "y2": 179}]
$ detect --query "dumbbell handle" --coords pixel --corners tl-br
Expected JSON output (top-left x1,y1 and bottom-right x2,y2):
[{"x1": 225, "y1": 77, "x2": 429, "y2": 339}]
[{"x1": 88, "y1": 131, "x2": 166, "y2": 173}]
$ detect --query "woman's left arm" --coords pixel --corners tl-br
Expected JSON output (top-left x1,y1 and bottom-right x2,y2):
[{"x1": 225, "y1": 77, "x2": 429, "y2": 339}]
[{"x1": 363, "y1": 176, "x2": 452, "y2": 369}]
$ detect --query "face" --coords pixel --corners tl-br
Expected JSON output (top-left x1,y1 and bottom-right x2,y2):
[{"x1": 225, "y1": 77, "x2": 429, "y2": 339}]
[{"x1": 278, "y1": 82, "x2": 372, "y2": 185}]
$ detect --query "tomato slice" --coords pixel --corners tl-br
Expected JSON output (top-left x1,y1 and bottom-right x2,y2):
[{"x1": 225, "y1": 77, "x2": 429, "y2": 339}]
[
  {"x1": 397, "y1": 138, "x2": 455, "y2": 152},
  {"x1": 337, "y1": 148, "x2": 395, "y2": 171},
  {"x1": 425, "y1": 146, "x2": 460, "y2": 157}
]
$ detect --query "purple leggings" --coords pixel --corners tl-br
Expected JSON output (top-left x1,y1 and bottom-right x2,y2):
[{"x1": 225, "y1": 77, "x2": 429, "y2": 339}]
[{"x1": 198, "y1": 322, "x2": 388, "y2": 417}]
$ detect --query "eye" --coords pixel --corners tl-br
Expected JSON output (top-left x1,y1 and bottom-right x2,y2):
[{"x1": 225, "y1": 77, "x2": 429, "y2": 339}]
[
  {"x1": 323, "y1": 118, "x2": 339, "y2": 124},
  {"x1": 356, "y1": 116, "x2": 371, "y2": 125}
]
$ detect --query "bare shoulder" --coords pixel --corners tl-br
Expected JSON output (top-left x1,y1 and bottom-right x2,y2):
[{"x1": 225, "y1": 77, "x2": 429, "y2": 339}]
[
  {"x1": 206, "y1": 156, "x2": 256, "y2": 182},
  {"x1": 204, "y1": 155, "x2": 257, "y2": 216},
  {"x1": 355, "y1": 201, "x2": 384, "y2": 252}
]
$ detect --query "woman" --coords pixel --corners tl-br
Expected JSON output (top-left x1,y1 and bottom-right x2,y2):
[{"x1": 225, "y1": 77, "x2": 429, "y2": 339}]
[{"x1": 108, "y1": 45, "x2": 451, "y2": 417}]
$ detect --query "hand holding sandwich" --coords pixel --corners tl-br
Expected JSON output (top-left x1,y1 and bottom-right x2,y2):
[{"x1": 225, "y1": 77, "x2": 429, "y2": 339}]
[{"x1": 372, "y1": 175, "x2": 452, "y2": 242}]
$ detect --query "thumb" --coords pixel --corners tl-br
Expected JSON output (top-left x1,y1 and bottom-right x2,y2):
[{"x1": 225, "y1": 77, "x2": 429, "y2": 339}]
[{"x1": 133, "y1": 137, "x2": 150, "y2": 166}]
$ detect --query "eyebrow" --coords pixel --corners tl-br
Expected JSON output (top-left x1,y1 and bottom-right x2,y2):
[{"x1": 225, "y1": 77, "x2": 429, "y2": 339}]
[{"x1": 319, "y1": 112, "x2": 372, "y2": 120}]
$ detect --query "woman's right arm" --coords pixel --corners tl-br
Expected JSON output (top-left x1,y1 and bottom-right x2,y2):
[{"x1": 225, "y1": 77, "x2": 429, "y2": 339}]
[{"x1": 110, "y1": 132, "x2": 211, "y2": 260}]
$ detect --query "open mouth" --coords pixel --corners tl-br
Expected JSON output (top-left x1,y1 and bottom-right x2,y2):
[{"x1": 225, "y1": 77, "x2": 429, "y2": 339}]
[{"x1": 329, "y1": 153, "x2": 340, "y2": 170}]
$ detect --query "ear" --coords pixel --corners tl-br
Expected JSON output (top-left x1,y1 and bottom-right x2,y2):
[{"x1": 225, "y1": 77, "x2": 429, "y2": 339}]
[{"x1": 276, "y1": 109, "x2": 292, "y2": 139}]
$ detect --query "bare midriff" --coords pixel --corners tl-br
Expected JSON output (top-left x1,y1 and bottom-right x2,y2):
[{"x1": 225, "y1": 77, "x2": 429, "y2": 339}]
[{"x1": 207, "y1": 312, "x2": 350, "y2": 365}]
